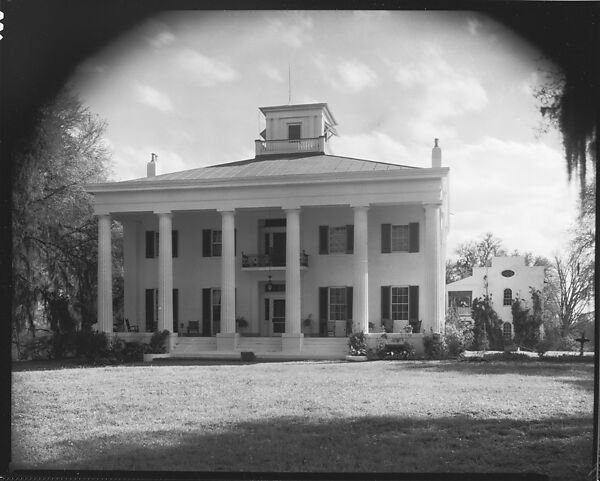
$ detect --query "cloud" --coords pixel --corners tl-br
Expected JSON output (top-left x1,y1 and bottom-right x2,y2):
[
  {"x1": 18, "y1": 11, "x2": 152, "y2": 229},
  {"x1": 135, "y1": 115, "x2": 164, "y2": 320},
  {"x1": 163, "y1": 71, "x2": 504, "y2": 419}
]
[
  {"x1": 175, "y1": 49, "x2": 238, "y2": 86},
  {"x1": 394, "y1": 55, "x2": 488, "y2": 122},
  {"x1": 133, "y1": 83, "x2": 173, "y2": 113},
  {"x1": 466, "y1": 18, "x2": 481, "y2": 36},
  {"x1": 150, "y1": 30, "x2": 176, "y2": 48},
  {"x1": 260, "y1": 63, "x2": 284, "y2": 83},
  {"x1": 116, "y1": 145, "x2": 192, "y2": 181},
  {"x1": 267, "y1": 13, "x2": 313, "y2": 48},
  {"x1": 444, "y1": 137, "x2": 578, "y2": 258},
  {"x1": 316, "y1": 56, "x2": 379, "y2": 93},
  {"x1": 332, "y1": 131, "x2": 409, "y2": 164}
]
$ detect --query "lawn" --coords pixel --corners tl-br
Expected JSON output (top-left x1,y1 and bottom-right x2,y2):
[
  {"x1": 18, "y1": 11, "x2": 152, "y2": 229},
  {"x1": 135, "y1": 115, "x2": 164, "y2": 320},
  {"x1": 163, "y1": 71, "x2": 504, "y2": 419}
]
[{"x1": 11, "y1": 359, "x2": 594, "y2": 479}]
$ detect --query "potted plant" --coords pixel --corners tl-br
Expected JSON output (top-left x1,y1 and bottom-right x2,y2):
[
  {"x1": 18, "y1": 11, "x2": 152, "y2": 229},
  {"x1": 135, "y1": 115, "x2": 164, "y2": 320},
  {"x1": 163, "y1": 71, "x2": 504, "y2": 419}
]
[
  {"x1": 236, "y1": 316, "x2": 249, "y2": 335},
  {"x1": 410, "y1": 320, "x2": 422, "y2": 333},
  {"x1": 302, "y1": 315, "x2": 313, "y2": 336}
]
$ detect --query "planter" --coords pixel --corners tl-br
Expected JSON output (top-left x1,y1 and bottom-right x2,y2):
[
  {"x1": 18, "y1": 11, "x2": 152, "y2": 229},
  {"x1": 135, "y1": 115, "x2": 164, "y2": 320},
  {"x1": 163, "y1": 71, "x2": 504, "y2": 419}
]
[
  {"x1": 345, "y1": 355, "x2": 368, "y2": 362},
  {"x1": 143, "y1": 353, "x2": 170, "y2": 362}
]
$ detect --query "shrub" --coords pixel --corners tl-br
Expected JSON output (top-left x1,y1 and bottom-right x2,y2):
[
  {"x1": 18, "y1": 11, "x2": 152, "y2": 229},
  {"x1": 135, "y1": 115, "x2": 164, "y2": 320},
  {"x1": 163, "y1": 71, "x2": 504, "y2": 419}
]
[
  {"x1": 145, "y1": 330, "x2": 170, "y2": 354},
  {"x1": 385, "y1": 342, "x2": 416, "y2": 360},
  {"x1": 423, "y1": 332, "x2": 447, "y2": 360},
  {"x1": 74, "y1": 330, "x2": 110, "y2": 363},
  {"x1": 444, "y1": 320, "x2": 473, "y2": 357},
  {"x1": 471, "y1": 296, "x2": 504, "y2": 350},
  {"x1": 348, "y1": 332, "x2": 367, "y2": 356},
  {"x1": 240, "y1": 351, "x2": 256, "y2": 362},
  {"x1": 110, "y1": 338, "x2": 145, "y2": 363},
  {"x1": 512, "y1": 291, "x2": 543, "y2": 348},
  {"x1": 535, "y1": 338, "x2": 553, "y2": 357}
]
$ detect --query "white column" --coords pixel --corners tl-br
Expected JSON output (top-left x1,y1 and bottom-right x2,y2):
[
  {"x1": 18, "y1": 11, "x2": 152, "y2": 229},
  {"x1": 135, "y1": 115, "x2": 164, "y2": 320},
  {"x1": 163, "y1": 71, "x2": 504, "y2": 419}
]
[
  {"x1": 97, "y1": 214, "x2": 113, "y2": 333},
  {"x1": 220, "y1": 210, "x2": 236, "y2": 333},
  {"x1": 424, "y1": 203, "x2": 443, "y2": 333},
  {"x1": 157, "y1": 212, "x2": 173, "y2": 332},
  {"x1": 285, "y1": 208, "x2": 301, "y2": 334},
  {"x1": 352, "y1": 205, "x2": 369, "y2": 333},
  {"x1": 122, "y1": 220, "x2": 138, "y2": 329}
]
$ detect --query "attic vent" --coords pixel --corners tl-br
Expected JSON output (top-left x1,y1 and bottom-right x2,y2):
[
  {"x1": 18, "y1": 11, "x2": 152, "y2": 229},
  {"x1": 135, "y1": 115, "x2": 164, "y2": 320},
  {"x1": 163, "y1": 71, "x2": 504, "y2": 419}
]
[{"x1": 501, "y1": 270, "x2": 515, "y2": 278}]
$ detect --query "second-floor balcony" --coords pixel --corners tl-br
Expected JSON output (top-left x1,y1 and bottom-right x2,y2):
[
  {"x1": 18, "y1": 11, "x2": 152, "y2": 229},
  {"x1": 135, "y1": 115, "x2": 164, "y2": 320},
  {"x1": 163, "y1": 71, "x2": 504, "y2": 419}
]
[
  {"x1": 242, "y1": 251, "x2": 309, "y2": 270},
  {"x1": 255, "y1": 136, "x2": 325, "y2": 156}
]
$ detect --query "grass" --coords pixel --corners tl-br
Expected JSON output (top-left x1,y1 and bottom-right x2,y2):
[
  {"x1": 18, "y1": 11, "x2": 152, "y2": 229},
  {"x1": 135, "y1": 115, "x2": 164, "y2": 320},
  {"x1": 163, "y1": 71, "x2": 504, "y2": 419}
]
[{"x1": 11, "y1": 360, "x2": 594, "y2": 479}]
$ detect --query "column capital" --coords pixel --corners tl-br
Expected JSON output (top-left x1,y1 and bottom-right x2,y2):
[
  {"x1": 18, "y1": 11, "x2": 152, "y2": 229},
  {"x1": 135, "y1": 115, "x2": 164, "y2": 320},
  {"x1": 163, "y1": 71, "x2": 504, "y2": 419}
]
[
  {"x1": 281, "y1": 204, "x2": 302, "y2": 211},
  {"x1": 351, "y1": 204, "x2": 370, "y2": 211},
  {"x1": 217, "y1": 208, "x2": 236, "y2": 216},
  {"x1": 423, "y1": 202, "x2": 442, "y2": 209},
  {"x1": 95, "y1": 211, "x2": 111, "y2": 218},
  {"x1": 155, "y1": 210, "x2": 173, "y2": 217},
  {"x1": 284, "y1": 207, "x2": 301, "y2": 214}
]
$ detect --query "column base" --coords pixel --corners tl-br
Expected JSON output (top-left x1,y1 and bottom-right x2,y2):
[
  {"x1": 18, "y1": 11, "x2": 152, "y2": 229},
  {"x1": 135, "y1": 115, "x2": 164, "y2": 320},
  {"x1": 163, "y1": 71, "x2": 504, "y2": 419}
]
[
  {"x1": 217, "y1": 332, "x2": 239, "y2": 351},
  {"x1": 282, "y1": 332, "x2": 304, "y2": 353}
]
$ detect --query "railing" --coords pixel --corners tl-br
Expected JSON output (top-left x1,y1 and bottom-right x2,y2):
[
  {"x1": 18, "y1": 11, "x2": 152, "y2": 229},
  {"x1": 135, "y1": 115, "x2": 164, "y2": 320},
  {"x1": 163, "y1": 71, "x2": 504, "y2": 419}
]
[
  {"x1": 255, "y1": 136, "x2": 325, "y2": 156},
  {"x1": 242, "y1": 251, "x2": 309, "y2": 268}
]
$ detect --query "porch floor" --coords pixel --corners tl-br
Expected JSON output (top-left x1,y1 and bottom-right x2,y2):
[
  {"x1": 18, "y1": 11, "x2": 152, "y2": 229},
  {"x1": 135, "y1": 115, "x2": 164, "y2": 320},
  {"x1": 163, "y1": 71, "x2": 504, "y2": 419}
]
[{"x1": 169, "y1": 336, "x2": 349, "y2": 361}]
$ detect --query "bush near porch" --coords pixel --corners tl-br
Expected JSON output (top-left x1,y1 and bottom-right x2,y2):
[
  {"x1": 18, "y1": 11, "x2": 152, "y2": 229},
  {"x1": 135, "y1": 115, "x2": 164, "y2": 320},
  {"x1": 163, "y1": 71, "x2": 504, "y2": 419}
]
[{"x1": 12, "y1": 360, "x2": 593, "y2": 480}]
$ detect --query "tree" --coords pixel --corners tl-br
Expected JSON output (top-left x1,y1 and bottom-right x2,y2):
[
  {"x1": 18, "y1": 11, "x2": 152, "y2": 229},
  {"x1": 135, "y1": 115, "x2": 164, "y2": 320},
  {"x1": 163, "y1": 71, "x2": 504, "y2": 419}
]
[
  {"x1": 12, "y1": 88, "x2": 114, "y2": 355},
  {"x1": 511, "y1": 288, "x2": 544, "y2": 348},
  {"x1": 471, "y1": 295, "x2": 504, "y2": 351},
  {"x1": 446, "y1": 232, "x2": 507, "y2": 283}
]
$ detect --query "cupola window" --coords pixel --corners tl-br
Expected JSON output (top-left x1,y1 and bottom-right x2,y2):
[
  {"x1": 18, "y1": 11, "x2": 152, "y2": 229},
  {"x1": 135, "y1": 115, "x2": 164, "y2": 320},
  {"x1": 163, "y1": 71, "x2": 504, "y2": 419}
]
[{"x1": 288, "y1": 124, "x2": 301, "y2": 140}]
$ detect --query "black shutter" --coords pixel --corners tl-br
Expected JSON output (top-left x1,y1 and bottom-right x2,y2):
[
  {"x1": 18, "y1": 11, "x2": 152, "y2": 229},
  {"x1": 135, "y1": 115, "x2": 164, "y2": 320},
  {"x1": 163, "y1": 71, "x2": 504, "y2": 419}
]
[
  {"x1": 202, "y1": 288, "x2": 212, "y2": 336},
  {"x1": 172, "y1": 230, "x2": 178, "y2": 258},
  {"x1": 381, "y1": 224, "x2": 391, "y2": 253},
  {"x1": 172, "y1": 289, "x2": 179, "y2": 332},
  {"x1": 409, "y1": 285, "x2": 419, "y2": 322},
  {"x1": 346, "y1": 286, "x2": 353, "y2": 321},
  {"x1": 346, "y1": 225, "x2": 354, "y2": 254},
  {"x1": 234, "y1": 228, "x2": 237, "y2": 256},
  {"x1": 145, "y1": 231, "x2": 155, "y2": 258},
  {"x1": 319, "y1": 226, "x2": 329, "y2": 254},
  {"x1": 145, "y1": 289, "x2": 154, "y2": 331},
  {"x1": 409, "y1": 223, "x2": 419, "y2": 253},
  {"x1": 202, "y1": 229, "x2": 212, "y2": 257},
  {"x1": 381, "y1": 286, "x2": 391, "y2": 320},
  {"x1": 319, "y1": 287, "x2": 328, "y2": 337}
]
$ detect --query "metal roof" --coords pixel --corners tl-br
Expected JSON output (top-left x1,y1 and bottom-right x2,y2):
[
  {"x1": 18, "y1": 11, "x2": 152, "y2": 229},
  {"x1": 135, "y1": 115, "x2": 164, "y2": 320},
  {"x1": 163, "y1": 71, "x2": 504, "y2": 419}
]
[{"x1": 127, "y1": 154, "x2": 419, "y2": 183}]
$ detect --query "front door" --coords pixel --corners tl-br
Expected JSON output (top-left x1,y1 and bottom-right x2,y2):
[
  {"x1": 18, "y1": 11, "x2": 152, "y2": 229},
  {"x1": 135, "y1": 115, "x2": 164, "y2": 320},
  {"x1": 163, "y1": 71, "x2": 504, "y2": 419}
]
[
  {"x1": 272, "y1": 298, "x2": 286, "y2": 335},
  {"x1": 271, "y1": 232, "x2": 286, "y2": 266}
]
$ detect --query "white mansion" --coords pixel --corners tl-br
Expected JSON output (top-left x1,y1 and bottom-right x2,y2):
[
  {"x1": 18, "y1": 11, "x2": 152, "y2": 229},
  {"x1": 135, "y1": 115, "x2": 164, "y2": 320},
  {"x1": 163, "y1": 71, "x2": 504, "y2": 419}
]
[{"x1": 87, "y1": 102, "x2": 449, "y2": 357}]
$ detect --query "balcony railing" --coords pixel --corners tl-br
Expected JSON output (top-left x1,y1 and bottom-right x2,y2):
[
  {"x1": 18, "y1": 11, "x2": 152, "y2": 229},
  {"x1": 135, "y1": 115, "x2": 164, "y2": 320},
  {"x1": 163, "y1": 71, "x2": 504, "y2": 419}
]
[
  {"x1": 242, "y1": 251, "x2": 309, "y2": 268},
  {"x1": 255, "y1": 136, "x2": 325, "y2": 156}
]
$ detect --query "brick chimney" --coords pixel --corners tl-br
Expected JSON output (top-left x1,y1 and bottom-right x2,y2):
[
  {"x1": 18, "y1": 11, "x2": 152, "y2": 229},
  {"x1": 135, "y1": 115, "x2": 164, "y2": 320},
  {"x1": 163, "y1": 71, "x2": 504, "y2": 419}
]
[
  {"x1": 432, "y1": 139, "x2": 441, "y2": 168},
  {"x1": 147, "y1": 153, "x2": 157, "y2": 177}
]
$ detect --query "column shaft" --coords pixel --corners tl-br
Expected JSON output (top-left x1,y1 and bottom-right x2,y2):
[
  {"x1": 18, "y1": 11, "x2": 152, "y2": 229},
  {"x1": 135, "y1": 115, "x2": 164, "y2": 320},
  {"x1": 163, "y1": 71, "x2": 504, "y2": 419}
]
[
  {"x1": 353, "y1": 206, "x2": 369, "y2": 333},
  {"x1": 220, "y1": 210, "x2": 236, "y2": 333},
  {"x1": 285, "y1": 208, "x2": 301, "y2": 334},
  {"x1": 424, "y1": 204, "x2": 443, "y2": 333},
  {"x1": 158, "y1": 212, "x2": 173, "y2": 332},
  {"x1": 97, "y1": 214, "x2": 113, "y2": 333}
]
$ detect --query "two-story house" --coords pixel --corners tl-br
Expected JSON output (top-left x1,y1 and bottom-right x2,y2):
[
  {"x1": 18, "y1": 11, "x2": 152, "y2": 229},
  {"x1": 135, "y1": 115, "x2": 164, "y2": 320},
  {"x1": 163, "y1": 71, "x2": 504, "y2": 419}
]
[{"x1": 87, "y1": 102, "x2": 450, "y2": 358}]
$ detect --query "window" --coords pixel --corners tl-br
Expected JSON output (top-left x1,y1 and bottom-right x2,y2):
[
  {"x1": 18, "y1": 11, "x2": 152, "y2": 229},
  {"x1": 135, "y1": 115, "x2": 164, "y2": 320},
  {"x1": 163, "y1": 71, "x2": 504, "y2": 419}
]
[
  {"x1": 288, "y1": 124, "x2": 301, "y2": 140},
  {"x1": 391, "y1": 286, "x2": 409, "y2": 321},
  {"x1": 329, "y1": 287, "x2": 347, "y2": 321},
  {"x1": 203, "y1": 229, "x2": 226, "y2": 257},
  {"x1": 145, "y1": 230, "x2": 178, "y2": 258},
  {"x1": 503, "y1": 288, "x2": 512, "y2": 306},
  {"x1": 381, "y1": 223, "x2": 419, "y2": 253},
  {"x1": 212, "y1": 288, "x2": 221, "y2": 323},
  {"x1": 391, "y1": 225, "x2": 409, "y2": 252},
  {"x1": 212, "y1": 230, "x2": 222, "y2": 257},
  {"x1": 319, "y1": 225, "x2": 353, "y2": 254},
  {"x1": 503, "y1": 322, "x2": 512, "y2": 342}
]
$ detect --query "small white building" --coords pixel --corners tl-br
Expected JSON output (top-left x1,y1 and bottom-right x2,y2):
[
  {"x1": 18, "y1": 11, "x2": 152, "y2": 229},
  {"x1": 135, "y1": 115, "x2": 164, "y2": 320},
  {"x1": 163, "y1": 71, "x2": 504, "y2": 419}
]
[
  {"x1": 446, "y1": 256, "x2": 545, "y2": 341},
  {"x1": 87, "y1": 102, "x2": 450, "y2": 358}
]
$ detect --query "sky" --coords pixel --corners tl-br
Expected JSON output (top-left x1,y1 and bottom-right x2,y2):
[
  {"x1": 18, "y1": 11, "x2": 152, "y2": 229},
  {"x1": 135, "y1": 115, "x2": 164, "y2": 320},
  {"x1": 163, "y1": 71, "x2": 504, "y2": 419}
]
[{"x1": 69, "y1": 10, "x2": 580, "y2": 261}]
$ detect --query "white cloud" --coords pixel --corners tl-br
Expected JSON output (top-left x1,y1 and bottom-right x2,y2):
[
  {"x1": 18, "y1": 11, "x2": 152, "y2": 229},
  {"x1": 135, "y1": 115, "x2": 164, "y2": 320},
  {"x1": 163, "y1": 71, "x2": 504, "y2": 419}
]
[
  {"x1": 150, "y1": 30, "x2": 176, "y2": 48},
  {"x1": 444, "y1": 137, "x2": 578, "y2": 258},
  {"x1": 332, "y1": 131, "x2": 409, "y2": 164},
  {"x1": 260, "y1": 63, "x2": 284, "y2": 83},
  {"x1": 175, "y1": 49, "x2": 238, "y2": 86},
  {"x1": 466, "y1": 18, "x2": 481, "y2": 36},
  {"x1": 316, "y1": 56, "x2": 378, "y2": 93},
  {"x1": 267, "y1": 13, "x2": 313, "y2": 48},
  {"x1": 133, "y1": 83, "x2": 173, "y2": 113}
]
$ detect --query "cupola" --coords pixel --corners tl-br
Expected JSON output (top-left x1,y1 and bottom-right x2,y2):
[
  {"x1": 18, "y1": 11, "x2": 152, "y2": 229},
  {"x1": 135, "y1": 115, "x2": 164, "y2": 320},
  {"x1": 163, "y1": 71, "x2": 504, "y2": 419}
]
[{"x1": 255, "y1": 103, "x2": 337, "y2": 157}]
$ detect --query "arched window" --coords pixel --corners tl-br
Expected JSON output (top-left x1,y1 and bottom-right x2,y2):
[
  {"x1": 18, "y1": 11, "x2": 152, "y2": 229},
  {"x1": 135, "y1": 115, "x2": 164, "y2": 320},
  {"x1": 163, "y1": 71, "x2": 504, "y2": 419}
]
[
  {"x1": 503, "y1": 288, "x2": 512, "y2": 306},
  {"x1": 503, "y1": 322, "x2": 512, "y2": 342}
]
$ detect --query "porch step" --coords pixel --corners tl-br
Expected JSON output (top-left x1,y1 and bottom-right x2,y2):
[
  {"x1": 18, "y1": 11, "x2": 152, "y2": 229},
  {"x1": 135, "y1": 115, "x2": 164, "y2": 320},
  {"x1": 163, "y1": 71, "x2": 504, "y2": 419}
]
[
  {"x1": 172, "y1": 337, "x2": 217, "y2": 354},
  {"x1": 237, "y1": 337, "x2": 282, "y2": 352},
  {"x1": 302, "y1": 338, "x2": 349, "y2": 354}
]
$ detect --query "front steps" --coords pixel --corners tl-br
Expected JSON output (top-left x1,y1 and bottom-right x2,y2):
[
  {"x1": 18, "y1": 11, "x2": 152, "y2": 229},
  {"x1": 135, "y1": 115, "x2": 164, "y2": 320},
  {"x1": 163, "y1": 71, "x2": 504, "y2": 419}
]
[{"x1": 169, "y1": 336, "x2": 349, "y2": 361}]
